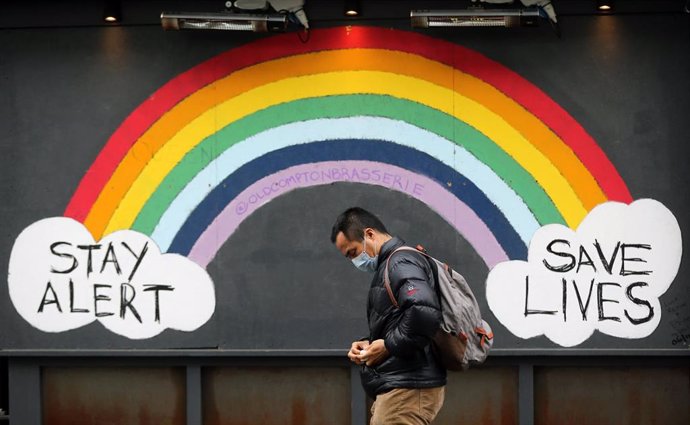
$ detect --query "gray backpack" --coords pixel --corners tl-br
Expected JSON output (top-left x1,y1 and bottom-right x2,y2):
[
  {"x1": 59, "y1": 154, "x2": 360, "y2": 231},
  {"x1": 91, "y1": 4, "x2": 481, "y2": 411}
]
[{"x1": 383, "y1": 246, "x2": 494, "y2": 371}]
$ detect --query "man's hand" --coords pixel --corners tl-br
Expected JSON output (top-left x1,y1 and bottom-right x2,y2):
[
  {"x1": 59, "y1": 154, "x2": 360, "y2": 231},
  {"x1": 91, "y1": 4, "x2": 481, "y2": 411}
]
[
  {"x1": 358, "y1": 339, "x2": 389, "y2": 367},
  {"x1": 348, "y1": 340, "x2": 370, "y2": 365}
]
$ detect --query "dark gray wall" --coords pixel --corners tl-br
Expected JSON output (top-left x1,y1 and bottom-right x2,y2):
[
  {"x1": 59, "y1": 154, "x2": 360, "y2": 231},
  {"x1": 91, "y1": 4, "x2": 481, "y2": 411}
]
[{"x1": 1, "y1": 6, "x2": 689, "y2": 352}]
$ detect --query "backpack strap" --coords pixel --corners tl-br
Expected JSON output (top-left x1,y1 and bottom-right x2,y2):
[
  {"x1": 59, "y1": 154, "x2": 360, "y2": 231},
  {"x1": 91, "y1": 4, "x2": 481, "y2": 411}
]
[{"x1": 383, "y1": 245, "x2": 437, "y2": 309}]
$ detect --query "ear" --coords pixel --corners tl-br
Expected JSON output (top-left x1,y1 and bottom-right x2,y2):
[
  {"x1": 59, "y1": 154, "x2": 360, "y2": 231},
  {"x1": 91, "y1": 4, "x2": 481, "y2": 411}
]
[{"x1": 363, "y1": 227, "x2": 375, "y2": 240}]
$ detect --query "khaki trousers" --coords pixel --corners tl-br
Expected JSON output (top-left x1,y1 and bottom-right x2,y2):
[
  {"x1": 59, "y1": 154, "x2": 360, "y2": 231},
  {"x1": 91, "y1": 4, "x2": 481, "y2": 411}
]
[{"x1": 370, "y1": 386, "x2": 445, "y2": 425}]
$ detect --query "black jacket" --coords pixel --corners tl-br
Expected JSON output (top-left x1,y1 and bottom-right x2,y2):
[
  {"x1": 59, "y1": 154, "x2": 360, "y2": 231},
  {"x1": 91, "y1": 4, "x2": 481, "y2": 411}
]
[{"x1": 361, "y1": 237, "x2": 446, "y2": 398}]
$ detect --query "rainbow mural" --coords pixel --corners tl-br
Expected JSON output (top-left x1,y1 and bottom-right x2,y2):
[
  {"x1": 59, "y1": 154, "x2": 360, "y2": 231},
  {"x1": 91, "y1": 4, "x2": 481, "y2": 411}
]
[{"x1": 64, "y1": 26, "x2": 631, "y2": 270}]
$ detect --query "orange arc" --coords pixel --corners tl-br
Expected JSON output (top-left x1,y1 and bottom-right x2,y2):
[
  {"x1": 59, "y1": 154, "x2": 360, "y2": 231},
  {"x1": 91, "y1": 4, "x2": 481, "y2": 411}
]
[{"x1": 84, "y1": 48, "x2": 606, "y2": 238}]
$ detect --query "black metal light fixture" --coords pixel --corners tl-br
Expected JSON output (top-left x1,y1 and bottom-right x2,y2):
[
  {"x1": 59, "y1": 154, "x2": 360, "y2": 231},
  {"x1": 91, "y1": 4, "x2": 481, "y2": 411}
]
[
  {"x1": 596, "y1": 0, "x2": 614, "y2": 12},
  {"x1": 160, "y1": 11, "x2": 288, "y2": 32},
  {"x1": 103, "y1": 0, "x2": 122, "y2": 23},
  {"x1": 344, "y1": 0, "x2": 360, "y2": 17},
  {"x1": 411, "y1": 8, "x2": 541, "y2": 28}
]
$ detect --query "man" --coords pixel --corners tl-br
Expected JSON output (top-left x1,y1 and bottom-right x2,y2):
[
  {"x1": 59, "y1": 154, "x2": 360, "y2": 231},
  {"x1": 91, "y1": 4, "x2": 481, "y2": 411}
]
[{"x1": 330, "y1": 207, "x2": 446, "y2": 425}]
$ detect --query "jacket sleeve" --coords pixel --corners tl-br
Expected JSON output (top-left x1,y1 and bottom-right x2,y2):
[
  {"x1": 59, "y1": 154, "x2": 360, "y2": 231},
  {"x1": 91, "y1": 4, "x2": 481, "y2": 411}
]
[{"x1": 383, "y1": 254, "x2": 442, "y2": 358}]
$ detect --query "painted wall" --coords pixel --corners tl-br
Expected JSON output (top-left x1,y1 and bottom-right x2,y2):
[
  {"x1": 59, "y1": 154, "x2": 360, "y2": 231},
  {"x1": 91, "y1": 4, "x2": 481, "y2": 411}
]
[{"x1": 1, "y1": 13, "x2": 688, "y2": 352}]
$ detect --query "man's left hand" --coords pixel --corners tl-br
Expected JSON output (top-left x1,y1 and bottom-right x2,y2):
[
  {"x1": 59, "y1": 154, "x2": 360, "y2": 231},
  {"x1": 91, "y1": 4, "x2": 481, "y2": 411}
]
[{"x1": 358, "y1": 339, "x2": 389, "y2": 367}]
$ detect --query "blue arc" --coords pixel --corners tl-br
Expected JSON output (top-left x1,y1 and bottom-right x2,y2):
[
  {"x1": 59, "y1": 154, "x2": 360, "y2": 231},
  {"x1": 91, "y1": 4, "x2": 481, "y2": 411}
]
[{"x1": 168, "y1": 139, "x2": 528, "y2": 260}]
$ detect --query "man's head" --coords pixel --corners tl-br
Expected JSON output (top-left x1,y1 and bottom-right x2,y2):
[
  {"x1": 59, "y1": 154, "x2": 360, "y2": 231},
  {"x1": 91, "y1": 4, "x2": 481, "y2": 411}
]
[{"x1": 330, "y1": 207, "x2": 391, "y2": 264}]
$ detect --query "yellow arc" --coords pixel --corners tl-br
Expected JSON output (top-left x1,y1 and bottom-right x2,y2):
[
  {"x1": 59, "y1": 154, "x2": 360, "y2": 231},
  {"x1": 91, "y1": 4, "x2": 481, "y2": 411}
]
[{"x1": 85, "y1": 49, "x2": 602, "y2": 238}]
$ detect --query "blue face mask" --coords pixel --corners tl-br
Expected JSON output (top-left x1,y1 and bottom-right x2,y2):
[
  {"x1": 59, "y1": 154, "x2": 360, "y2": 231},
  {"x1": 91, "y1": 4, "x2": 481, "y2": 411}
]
[{"x1": 352, "y1": 235, "x2": 378, "y2": 273}]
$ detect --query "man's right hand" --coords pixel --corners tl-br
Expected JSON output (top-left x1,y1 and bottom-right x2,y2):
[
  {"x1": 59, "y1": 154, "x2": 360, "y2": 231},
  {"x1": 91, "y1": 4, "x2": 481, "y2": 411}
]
[{"x1": 348, "y1": 340, "x2": 370, "y2": 365}]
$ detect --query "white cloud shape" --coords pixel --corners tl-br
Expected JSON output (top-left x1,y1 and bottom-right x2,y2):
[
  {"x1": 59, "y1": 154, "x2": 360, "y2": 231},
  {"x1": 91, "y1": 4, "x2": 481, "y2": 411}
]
[
  {"x1": 8, "y1": 217, "x2": 216, "y2": 339},
  {"x1": 486, "y1": 199, "x2": 682, "y2": 347}
]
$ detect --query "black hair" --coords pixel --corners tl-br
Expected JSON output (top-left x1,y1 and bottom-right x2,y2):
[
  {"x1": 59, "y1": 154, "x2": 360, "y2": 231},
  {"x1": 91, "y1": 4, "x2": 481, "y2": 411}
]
[{"x1": 330, "y1": 207, "x2": 389, "y2": 243}]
